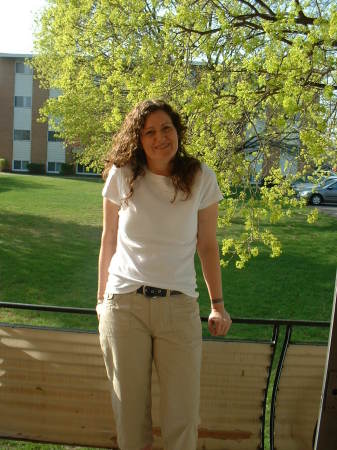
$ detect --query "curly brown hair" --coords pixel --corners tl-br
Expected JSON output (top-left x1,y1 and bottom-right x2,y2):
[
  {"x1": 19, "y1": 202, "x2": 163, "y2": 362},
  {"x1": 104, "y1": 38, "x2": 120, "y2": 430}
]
[{"x1": 103, "y1": 99, "x2": 201, "y2": 202}]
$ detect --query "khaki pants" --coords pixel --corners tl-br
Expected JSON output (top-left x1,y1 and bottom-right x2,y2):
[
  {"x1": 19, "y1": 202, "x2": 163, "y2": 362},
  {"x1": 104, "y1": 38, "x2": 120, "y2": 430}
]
[{"x1": 99, "y1": 291, "x2": 202, "y2": 450}]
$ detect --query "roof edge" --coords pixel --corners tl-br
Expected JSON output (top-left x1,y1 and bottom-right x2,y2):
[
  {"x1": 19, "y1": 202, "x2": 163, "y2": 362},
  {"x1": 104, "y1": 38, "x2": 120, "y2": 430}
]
[{"x1": 0, "y1": 52, "x2": 33, "y2": 59}]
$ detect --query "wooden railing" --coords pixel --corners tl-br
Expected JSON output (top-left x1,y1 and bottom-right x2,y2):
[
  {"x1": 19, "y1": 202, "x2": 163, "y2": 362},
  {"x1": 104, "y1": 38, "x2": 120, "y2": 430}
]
[{"x1": 0, "y1": 302, "x2": 330, "y2": 450}]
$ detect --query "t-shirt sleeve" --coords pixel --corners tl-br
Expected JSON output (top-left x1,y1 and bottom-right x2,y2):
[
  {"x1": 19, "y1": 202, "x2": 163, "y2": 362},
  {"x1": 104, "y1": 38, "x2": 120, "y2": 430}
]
[
  {"x1": 199, "y1": 164, "x2": 223, "y2": 210},
  {"x1": 102, "y1": 165, "x2": 121, "y2": 205}
]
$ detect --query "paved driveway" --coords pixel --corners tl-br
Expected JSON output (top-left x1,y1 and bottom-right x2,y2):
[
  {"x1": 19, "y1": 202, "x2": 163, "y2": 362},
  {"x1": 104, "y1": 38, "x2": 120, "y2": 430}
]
[{"x1": 315, "y1": 205, "x2": 337, "y2": 219}]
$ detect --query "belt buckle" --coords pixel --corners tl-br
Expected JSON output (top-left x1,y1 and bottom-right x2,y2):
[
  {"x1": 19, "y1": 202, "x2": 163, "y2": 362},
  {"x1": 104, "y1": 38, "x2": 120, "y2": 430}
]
[{"x1": 144, "y1": 286, "x2": 166, "y2": 298}]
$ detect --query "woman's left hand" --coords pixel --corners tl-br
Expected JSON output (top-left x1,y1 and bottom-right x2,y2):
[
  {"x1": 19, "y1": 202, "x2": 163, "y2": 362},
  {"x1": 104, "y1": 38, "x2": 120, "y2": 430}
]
[{"x1": 208, "y1": 307, "x2": 232, "y2": 337}]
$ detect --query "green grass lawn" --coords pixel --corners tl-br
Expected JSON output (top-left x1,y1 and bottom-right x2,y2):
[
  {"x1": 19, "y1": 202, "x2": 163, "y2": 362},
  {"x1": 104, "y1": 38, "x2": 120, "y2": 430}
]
[
  {"x1": 0, "y1": 172, "x2": 335, "y2": 337},
  {"x1": 0, "y1": 173, "x2": 102, "y2": 330},
  {"x1": 0, "y1": 172, "x2": 335, "y2": 449}
]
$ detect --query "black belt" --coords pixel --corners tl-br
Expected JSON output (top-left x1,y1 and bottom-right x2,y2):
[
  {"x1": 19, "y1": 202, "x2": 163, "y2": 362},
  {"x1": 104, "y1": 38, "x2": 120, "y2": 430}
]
[{"x1": 137, "y1": 286, "x2": 182, "y2": 297}]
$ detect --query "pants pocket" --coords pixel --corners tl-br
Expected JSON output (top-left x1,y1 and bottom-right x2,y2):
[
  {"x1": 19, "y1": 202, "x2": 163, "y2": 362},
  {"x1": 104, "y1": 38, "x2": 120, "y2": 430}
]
[
  {"x1": 170, "y1": 295, "x2": 202, "y2": 340},
  {"x1": 99, "y1": 293, "x2": 131, "y2": 337}
]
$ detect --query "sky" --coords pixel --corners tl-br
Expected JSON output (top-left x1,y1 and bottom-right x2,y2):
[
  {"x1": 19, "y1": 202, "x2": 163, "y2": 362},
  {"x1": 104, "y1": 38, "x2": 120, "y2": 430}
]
[{"x1": 0, "y1": 0, "x2": 48, "y2": 54}]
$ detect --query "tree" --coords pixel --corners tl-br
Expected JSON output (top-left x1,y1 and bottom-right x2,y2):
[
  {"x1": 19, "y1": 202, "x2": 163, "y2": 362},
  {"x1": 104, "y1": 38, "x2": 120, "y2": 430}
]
[{"x1": 32, "y1": 0, "x2": 337, "y2": 267}]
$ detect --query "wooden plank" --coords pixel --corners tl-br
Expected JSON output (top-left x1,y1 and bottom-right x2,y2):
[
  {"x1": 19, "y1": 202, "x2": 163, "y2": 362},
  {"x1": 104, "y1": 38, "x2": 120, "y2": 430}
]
[
  {"x1": 274, "y1": 344, "x2": 326, "y2": 450},
  {"x1": 2, "y1": 355, "x2": 107, "y2": 378},
  {"x1": 0, "y1": 335, "x2": 102, "y2": 355},
  {"x1": 0, "y1": 326, "x2": 99, "y2": 344},
  {"x1": 0, "y1": 371, "x2": 109, "y2": 391},
  {"x1": 0, "y1": 344, "x2": 104, "y2": 365},
  {"x1": 0, "y1": 402, "x2": 114, "y2": 427},
  {"x1": 1, "y1": 387, "x2": 112, "y2": 408}
]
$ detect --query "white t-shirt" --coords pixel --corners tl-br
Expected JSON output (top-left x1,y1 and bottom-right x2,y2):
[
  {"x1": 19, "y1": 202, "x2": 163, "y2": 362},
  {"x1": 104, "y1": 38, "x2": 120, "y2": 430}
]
[{"x1": 102, "y1": 162, "x2": 223, "y2": 297}]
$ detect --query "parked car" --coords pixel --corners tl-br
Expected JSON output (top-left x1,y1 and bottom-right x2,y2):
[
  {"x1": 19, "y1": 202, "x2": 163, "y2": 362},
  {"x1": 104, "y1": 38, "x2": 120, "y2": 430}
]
[
  {"x1": 292, "y1": 172, "x2": 337, "y2": 194},
  {"x1": 297, "y1": 177, "x2": 337, "y2": 205}
]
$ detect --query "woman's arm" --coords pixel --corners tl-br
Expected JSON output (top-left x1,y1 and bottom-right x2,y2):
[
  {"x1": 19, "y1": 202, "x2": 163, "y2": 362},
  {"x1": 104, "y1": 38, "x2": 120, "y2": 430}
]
[
  {"x1": 197, "y1": 202, "x2": 232, "y2": 336},
  {"x1": 97, "y1": 198, "x2": 119, "y2": 316}
]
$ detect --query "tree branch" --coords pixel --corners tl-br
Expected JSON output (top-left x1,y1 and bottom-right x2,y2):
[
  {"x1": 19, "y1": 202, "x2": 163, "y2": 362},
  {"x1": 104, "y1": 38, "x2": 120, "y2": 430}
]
[
  {"x1": 173, "y1": 23, "x2": 221, "y2": 35},
  {"x1": 236, "y1": 0, "x2": 276, "y2": 17},
  {"x1": 231, "y1": 19, "x2": 293, "y2": 45},
  {"x1": 306, "y1": 81, "x2": 337, "y2": 90},
  {"x1": 234, "y1": 2, "x2": 315, "y2": 26},
  {"x1": 294, "y1": 0, "x2": 311, "y2": 24}
]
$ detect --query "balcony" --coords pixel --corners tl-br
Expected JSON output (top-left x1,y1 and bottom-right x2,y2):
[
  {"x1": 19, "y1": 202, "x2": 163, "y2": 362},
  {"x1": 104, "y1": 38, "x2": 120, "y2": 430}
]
[{"x1": 0, "y1": 302, "x2": 329, "y2": 450}]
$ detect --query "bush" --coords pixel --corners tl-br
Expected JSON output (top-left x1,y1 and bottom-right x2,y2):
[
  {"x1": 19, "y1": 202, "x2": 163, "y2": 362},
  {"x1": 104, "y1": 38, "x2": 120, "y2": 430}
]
[
  {"x1": 0, "y1": 158, "x2": 8, "y2": 172},
  {"x1": 27, "y1": 163, "x2": 45, "y2": 174},
  {"x1": 60, "y1": 163, "x2": 75, "y2": 176}
]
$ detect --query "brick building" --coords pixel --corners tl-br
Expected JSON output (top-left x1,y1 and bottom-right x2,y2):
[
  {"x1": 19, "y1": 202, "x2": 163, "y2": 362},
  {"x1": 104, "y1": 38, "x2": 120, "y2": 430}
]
[{"x1": 0, "y1": 53, "x2": 91, "y2": 175}]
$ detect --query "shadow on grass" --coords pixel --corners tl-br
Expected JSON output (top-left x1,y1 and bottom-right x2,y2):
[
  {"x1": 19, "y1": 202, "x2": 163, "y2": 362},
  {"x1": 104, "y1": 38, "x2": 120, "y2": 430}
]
[
  {"x1": 0, "y1": 210, "x2": 101, "y2": 330},
  {"x1": 56, "y1": 175, "x2": 103, "y2": 185},
  {"x1": 0, "y1": 172, "x2": 104, "y2": 193},
  {"x1": 0, "y1": 174, "x2": 52, "y2": 193}
]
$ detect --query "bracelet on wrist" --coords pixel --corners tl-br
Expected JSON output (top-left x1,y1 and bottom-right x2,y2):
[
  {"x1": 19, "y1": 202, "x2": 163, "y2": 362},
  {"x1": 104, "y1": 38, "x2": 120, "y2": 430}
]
[
  {"x1": 97, "y1": 298, "x2": 104, "y2": 304},
  {"x1": 211, "y1": 298, "x2": 224, "y2": 304}
]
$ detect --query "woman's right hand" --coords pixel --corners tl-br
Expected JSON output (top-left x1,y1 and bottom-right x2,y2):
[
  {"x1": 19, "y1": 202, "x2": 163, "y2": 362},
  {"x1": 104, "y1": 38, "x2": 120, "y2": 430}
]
[{"x1": 96, "y1": 302, "x2": 104, "y2": 321}]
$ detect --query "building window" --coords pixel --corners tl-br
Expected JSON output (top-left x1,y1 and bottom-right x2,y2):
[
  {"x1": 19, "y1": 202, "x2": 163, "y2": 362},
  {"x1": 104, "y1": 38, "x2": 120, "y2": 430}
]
[
  {"x1": 14, "y1": 96, "x2": 32, "y2": 108},
  {"x1": 13, "y1": 160, "x2": 21, "y2": 170},
  {"x1": 47, "y1": 162, "x2": 62, "y2": 173},
  {"x1": 48, "y1": 131, "x2": 63, "y2": 142},
  {"x1": 13, "y1": 160, "x2": 29, "y2": 171},
  {"x1": 15, "y1": 62, "x2": 33, "y2": 75},
  {"x1": 14, "y1": 129, "x2": 31, "y2": 141}
]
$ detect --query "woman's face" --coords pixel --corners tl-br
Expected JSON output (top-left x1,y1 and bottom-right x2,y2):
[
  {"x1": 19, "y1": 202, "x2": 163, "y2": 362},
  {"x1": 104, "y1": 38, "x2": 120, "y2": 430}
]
[{"x1": 140, "y1": 110, "x2": 179, "y2": 173}]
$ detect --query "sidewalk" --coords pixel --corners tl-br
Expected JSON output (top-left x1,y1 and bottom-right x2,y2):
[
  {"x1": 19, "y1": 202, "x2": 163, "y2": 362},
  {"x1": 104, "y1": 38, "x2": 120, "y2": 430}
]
[{"x1": 316, "y1": 205, "x2": 337, "y2": 219}]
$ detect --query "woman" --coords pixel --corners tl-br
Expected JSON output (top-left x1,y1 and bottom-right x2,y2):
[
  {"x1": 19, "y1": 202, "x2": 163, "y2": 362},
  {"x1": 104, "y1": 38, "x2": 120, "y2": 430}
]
[{"x1": 97, "y1": 99, "x2": 231, "y2": 450}]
